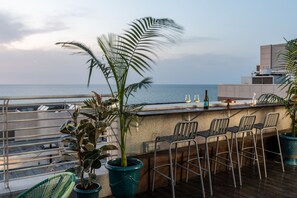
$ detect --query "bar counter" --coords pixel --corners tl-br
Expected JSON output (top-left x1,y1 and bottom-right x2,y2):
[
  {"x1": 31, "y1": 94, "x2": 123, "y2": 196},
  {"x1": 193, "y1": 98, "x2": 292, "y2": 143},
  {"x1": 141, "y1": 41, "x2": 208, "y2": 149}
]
[
  {"x1": 126, "y1": 101, "x2": 289, "y2": 195},
  {"x1": 137, "y1": 101, "x2": 281, "y2": 117},
  {"x1": 127, "y1": 101, "x2": 288, "y2": 155}
]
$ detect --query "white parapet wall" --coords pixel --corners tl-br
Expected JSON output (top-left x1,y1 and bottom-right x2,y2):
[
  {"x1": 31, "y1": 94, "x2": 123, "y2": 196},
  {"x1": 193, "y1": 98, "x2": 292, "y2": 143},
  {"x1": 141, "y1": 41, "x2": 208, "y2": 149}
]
[{"x1": 218, "y1": 84, "x2": 287, "y2": 100}]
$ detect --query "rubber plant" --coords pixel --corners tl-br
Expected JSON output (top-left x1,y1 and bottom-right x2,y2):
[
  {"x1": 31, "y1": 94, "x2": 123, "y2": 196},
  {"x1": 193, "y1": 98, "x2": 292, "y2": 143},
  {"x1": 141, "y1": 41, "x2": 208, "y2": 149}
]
[
  {"x1": 258, "y1": 38, "x2": 297, "y2": 136},
  {"x1": 57, "y1": 17, "x2": 183, "y2": 167},
  {"x1": 60, "y1": 92, "x2": 117, "y2": 189}
]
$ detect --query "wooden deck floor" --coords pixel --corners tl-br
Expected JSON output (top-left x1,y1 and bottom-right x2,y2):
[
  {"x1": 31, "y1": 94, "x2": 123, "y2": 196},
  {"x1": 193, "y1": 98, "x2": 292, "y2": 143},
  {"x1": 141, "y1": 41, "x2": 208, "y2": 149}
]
[{"x1": 136, "y1": 161, "x2": 297, "y2": 198}]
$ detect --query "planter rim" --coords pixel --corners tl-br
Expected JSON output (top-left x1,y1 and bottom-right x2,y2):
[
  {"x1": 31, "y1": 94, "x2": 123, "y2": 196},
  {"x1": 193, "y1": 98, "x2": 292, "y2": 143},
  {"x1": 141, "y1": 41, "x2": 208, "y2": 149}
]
[
  {"x1": 280, "y1": 133, "x2": 297, "y2": 140},
  {"x1": 105, "y1": 157, "x2": 144, "y2": 172},
  {"x1": 74, "y1": 183, "x2": 102, "y2": 194}
]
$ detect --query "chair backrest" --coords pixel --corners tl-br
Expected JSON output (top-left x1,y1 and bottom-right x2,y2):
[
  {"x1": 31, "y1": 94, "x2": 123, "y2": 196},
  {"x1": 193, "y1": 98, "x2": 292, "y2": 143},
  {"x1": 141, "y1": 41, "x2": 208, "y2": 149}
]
[
  {"x1": 238, "y1": 115, "x2": 256, "y2": 131},
  {"x1": 263, "y1": 112, "x2": 279, "y2": 128},
  {"x1": 172, "y1": 121, "x2": 198, "y2": 141},
  {"x1": 17, "y1": 172, "x2": 76, "y2": 198},
  {"x1": 209, "y1": 118, "x2": 229, "y2": 136}
]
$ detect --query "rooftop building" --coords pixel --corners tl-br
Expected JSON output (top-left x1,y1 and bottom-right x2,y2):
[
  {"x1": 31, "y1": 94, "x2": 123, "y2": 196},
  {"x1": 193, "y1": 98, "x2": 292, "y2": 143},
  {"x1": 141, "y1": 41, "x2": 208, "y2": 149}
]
[
  {"x1": 218, "y1": 43, "x2": 287, "y2": 100},
  {"x1": 242, "y1": 43, "x2": 286, "y2": 85}
]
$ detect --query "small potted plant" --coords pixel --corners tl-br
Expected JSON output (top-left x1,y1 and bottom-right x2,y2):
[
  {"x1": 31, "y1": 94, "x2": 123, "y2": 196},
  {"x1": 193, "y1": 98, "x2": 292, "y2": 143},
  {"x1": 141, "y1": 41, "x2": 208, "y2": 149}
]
[
  {"x1": 57, "y1": 17, "x2": 183, "y2": 197},
  {"x1": 60, "y1": 92, "x2": 117, "y2": 197},
  {"x1": 258, "y1": 38, "x2": 297, "y2": 165},
  {"x1": 223, "y1": 98, "x2": 235, "y2": 109}
]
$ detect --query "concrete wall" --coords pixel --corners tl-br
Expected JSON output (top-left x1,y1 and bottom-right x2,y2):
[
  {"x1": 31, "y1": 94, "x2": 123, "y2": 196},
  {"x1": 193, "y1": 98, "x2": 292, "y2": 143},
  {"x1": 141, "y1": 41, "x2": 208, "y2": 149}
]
[
  {"x1": 217, "y1": 84, "x2": 287, "y2": 100},
  {"x1": 260, "y1": 43, "x2": 285, "y2": 71}
]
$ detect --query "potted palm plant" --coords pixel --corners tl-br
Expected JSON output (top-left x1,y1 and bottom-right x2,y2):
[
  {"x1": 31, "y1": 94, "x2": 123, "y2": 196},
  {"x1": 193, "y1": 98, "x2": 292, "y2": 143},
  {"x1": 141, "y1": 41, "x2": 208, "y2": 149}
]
[
  {"x1": 57, "y1": 17, "x2": 183, "y2": 197},
  {"x1": 60, "y1": 92, "x2": 117, "y2": 197},
  {"x1": 258, "y1": 38, "x2": 297, "y2": 165}
]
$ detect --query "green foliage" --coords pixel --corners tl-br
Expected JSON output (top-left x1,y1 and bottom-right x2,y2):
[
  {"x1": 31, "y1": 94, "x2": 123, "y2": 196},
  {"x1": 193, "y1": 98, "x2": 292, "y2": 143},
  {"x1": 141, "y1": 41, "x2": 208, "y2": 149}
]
[
  {"x1": 60, "y1": 92, "x2": 117, "y2": 190},
  {"x1": 258, "y1": 38, "x2": 297, "y2": 136},
  {"x1": 57, "y1": 17, "x2": 183, "y2": 167}
]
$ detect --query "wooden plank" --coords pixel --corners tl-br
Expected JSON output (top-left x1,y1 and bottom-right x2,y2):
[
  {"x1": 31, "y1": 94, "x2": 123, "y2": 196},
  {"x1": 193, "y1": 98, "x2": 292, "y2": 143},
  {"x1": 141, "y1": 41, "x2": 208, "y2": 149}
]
[{"x1": 137, "y1": 160, "x2": 297, "y2": 197}]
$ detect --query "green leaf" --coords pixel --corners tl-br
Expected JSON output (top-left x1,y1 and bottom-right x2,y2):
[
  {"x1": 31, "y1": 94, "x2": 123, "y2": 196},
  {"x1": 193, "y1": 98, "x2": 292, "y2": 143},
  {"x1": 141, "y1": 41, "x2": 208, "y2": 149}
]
[
  {"x1": 99, "y1": 144, "x2": 118, "y2": 151},
  {"x1": 80, "y1": 112, "x2": 97, "y2": 121},
  {"x1": 76, "y1": 131, "x2": 85, "y2": 147},
  {"x1": 84, "y1": 143, "x2": 95, "y2": 151},
  {"x1": 91, "y1": 158, "x2": 102, "y2": 169},
  {"x1": 60, "y1": 120, "x2": 76, "y2": 134},
  {"x1": 82, "y1": 149, "x2": 100, "y2": 160},
  {"x1": 83, "y1": 159, "x2": 92, "y2": 171}
]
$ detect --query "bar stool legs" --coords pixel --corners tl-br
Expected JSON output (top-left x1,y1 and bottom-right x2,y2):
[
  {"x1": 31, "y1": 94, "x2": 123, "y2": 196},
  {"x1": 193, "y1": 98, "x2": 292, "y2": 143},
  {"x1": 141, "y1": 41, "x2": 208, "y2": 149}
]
[
  {"x1": 152, "y1": 121, "x2": 205, "y2": 198},
  {"x1": 228, "y1": 115, "x2": 261, "y2": 186},
  {"x1": 256, "y1": 127, "x2": 285, "y2": 178},
  {"x1": 234, "y1": 131, "x2": 262, "y2": 186},
  {"x1": 212, "y1": 135, "x2": 237, "y2": 189},
  {"x1": 254, "y1": 112, "x2": 285, "y2": 177},
  {"x1": 197, "y1": 118, "x2": 236, "y2": 196},
  {"x1": 204, "y1": 139, "x2": 213, "y2": 196},
  {"x1": 194, "y1": 140, "x2": 206, "y2": 197},
  {"x1": 234, "y1": 133, "x2": 242, "y2": 185}
]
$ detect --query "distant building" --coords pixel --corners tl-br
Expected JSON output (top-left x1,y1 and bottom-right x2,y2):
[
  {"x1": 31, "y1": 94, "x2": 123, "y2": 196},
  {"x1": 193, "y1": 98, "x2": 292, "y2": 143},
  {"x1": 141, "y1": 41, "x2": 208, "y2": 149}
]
[
  {"x1": 218, "y1": 43, "x2": 287, "y2": 100},
  {"x1": 242, "y1": 43, "x2": 286, "y2": 85}
]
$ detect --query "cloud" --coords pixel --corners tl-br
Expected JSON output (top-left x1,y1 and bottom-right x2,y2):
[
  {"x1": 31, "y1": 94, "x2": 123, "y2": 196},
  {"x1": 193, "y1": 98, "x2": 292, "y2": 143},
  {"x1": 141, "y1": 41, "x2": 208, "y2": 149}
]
[
  {"x1": 0, "y1": 13, "x2": 27, "y2": 43},
  {"x1": 0, "y1": 48, "x2": 107, "y2": 84},
  {"x1": 0, "y1": 12, "x2": 67, "y2": 45}
]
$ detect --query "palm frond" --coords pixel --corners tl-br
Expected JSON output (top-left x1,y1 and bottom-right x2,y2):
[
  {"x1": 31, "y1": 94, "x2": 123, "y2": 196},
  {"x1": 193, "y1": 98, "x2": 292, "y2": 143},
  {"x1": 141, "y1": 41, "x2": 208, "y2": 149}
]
[
  {"x1": 56, "y1": 41, "x2": 112, "y2": 86},
  {"x1": 116, "y1": 17, "x2": 183, "y2": 76},
  {"x1": 257, "y1": 93, "x2": 285, "y2": 104},
  {"x1": 124, "y1": 77, "x2": 152, "y2": 99}
]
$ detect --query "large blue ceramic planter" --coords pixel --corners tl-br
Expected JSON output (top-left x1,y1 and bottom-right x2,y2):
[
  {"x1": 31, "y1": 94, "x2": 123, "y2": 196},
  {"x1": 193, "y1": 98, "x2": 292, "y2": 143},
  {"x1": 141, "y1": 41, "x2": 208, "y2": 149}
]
[
  {"x1": 280, "y1": 133, "x2": 297, "y2": 165},
  {"x1": 74, "y1": 183, "x2": 102, "y2": 198},
  {"x1": 105, "y1": 158, "x2": 144, "y2": 198}
]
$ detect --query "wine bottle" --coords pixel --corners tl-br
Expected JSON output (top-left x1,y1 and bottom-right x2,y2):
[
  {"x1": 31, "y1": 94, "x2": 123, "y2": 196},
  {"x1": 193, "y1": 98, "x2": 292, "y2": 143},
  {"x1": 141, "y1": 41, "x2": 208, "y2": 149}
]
[{"x1": 204, "y1": 90, "x2": 209, "y2": 109}]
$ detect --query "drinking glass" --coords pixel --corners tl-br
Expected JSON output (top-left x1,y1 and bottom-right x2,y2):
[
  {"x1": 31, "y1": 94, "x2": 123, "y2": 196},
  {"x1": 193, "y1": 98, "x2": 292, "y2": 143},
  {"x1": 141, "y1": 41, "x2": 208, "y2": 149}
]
[
  {"x1": 185, "y1": 94, "x2": 191, "y2": 103},
  {"x1": 194, "y1": 94, "x2": 200, "y2": 103}
]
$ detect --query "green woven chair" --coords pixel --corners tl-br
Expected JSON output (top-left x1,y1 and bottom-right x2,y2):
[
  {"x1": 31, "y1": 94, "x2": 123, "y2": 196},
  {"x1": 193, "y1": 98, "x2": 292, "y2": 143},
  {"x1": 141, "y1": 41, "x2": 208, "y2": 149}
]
[{"x1": 17, "y1": 172, "x2": 76, "y2": 198}]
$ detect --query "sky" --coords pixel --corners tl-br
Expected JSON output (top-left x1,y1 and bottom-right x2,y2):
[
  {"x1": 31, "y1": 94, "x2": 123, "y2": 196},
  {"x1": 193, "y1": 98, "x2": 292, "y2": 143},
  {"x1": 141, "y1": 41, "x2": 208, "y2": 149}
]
[{"x1": 0, "y1": 0, "x2": 296, "y2": 85}]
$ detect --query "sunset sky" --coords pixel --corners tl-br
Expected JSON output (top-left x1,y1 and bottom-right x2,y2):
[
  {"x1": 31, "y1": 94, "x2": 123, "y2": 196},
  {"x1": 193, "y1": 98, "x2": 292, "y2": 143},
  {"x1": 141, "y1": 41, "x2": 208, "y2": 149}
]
[{"x1": 0, "y1": 0, "x2": 296, "y2": 84}]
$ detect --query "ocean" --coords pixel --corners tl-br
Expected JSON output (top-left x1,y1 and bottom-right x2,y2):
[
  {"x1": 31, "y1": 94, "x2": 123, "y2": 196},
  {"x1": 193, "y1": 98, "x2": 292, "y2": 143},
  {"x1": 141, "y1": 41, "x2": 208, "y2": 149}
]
[{"x1": 0, "y1": 84, "x2": 218, "y2": 104}]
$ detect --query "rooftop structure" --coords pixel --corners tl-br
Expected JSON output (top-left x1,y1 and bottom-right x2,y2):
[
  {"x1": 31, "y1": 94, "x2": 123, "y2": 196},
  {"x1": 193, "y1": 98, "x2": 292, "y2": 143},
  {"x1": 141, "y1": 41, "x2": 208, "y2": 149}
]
[
  {"x1": 242, "y1": 43, "x2": 286, "y2": 85},
  {"x1": 218, "y1": 43, "x2": 287, "y2": 100}
]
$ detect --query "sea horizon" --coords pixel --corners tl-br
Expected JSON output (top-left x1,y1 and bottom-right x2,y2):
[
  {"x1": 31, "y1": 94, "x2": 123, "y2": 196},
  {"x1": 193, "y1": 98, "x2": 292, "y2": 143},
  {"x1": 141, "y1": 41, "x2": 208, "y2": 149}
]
[{"x1": 0, "y1": 84, "x2": 218, "y2": 104}]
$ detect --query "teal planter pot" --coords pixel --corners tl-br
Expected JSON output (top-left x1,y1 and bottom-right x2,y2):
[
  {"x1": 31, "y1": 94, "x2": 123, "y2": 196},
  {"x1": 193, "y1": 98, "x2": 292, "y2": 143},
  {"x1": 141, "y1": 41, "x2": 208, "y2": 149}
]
[
  {"x1": 280, "y1": 133, "x2": 297, "y2": 165},
  {"x1": 74, "y1": 183, "x2": 102, "y2": 198},
  {"x1": 105, "y1": 158, "x2": 144, "y2": 198}
]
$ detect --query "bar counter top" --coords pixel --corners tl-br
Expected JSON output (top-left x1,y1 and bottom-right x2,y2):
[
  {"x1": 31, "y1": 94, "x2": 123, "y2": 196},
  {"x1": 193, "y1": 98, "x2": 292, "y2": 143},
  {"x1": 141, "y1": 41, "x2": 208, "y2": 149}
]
[{"x1": 137, "y1": 101, "x2": 280, "y2": 116}]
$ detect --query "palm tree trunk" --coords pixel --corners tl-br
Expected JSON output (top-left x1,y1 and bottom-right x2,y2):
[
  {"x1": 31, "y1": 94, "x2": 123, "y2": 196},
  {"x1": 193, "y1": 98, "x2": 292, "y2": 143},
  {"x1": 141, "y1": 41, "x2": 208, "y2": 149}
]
[{"x1": 120, "y1": 115, "x2": 127, "y2": 167}]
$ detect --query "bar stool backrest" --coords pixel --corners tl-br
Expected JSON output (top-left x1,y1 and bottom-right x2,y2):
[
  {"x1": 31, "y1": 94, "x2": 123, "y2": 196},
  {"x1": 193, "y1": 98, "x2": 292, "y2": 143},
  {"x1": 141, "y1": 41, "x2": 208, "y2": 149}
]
[
  {"x1": 263, "y1": 112, "x2": 279, "y2": 128},
  {"x1": 238, "y1": 115, "x2": 256, "y2": 131},
  {"x1": 172, "y1": 121, "x2": 198, "y2": 141},
  {"x1": 209, "y1": 118, "x2": 229, "y2": 136}
]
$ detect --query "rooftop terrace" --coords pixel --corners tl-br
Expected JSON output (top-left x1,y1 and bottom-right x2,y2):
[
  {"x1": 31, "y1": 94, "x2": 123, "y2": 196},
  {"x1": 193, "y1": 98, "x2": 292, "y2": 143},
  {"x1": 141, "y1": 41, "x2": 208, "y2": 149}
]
[{"x1": 0, "y1": 95, "x2": 294, "y2": 197}]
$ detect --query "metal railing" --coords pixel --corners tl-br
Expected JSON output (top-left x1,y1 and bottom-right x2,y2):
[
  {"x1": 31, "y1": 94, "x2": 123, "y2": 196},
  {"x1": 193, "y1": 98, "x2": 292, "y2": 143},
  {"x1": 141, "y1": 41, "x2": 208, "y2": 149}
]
[{"x1": 0, "y1": 94, "x2": 119, "y2": 189}]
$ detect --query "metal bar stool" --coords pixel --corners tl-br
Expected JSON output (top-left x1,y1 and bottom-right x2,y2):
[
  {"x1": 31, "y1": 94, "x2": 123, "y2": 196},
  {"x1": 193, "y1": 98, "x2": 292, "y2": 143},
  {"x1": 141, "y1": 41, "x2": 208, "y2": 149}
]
[
  {"x1": 253, "y1": 112, "x2": 285, "y2": 177},
  {"x1": 196, "y1": 118, "x2": 236, "y2": 196},
  {"x1": 152, "y1": 121, "x2": 205, "y2": 198},
  {"x1": 227, "y1": 115, "x2": 261, "y2": 186}
]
